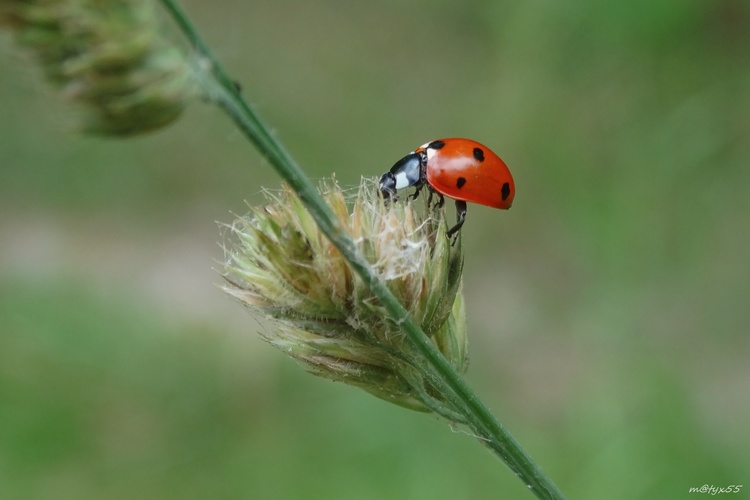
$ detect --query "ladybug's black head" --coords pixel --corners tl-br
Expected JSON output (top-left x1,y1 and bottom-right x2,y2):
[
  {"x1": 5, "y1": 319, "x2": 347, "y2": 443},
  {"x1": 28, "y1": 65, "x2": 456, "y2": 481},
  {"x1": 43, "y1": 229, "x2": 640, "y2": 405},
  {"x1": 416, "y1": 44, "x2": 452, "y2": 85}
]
[{"x1": 379, "y1": 172, "x2": 397, "y2": 199}]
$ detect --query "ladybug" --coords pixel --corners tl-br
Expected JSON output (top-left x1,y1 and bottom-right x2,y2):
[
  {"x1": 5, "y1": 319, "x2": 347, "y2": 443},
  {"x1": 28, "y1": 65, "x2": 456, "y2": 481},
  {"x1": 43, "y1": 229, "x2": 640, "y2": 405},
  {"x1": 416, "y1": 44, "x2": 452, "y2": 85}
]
[{"x1": 379, "y1": 138, "x2": 515, "y2": 236}]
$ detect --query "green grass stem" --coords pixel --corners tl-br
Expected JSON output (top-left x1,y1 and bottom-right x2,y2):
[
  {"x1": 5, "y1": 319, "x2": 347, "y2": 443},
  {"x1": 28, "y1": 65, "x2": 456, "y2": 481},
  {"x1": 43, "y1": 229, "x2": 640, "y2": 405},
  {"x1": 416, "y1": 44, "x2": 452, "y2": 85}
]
[{"x1": 158, "y1": 1, "x2": 565, "y2": 498}]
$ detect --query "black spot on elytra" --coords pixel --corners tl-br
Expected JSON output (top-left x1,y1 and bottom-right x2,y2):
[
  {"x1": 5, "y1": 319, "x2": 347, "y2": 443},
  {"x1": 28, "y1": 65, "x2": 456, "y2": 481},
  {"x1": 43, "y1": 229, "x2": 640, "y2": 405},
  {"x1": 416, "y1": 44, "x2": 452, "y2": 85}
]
[
  {"x1": 429, "y1": 140, "x2": 445, "y2": 150},
  {"x1": 501, "y1": 182, "x2": 511, "y2": 201},
  {"x1": 456, "y1": 177, "x2": 466, "y2": 189},
  {"x1": 473, "y1": 148, "x2": 485, "y2": 162}
]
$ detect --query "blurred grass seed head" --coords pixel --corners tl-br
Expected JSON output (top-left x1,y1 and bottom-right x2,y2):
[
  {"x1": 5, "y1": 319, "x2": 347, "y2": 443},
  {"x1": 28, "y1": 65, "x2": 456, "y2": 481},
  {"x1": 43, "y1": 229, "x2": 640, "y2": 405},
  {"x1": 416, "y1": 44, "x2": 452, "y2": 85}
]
[
  {"x1": 223, "y1": 179, "x2": 468, "y2": 414},
  {"x1": 0, "y1": 0, "x2": 197, "y2": 135}
]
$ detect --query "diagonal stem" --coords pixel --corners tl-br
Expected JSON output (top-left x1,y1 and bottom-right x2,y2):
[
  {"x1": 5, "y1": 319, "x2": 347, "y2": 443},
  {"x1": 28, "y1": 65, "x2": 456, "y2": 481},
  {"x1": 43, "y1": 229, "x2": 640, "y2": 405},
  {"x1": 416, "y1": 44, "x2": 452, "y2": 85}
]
[{"x1": 158, "y1": 1, "x2": 565, "y2": 498}]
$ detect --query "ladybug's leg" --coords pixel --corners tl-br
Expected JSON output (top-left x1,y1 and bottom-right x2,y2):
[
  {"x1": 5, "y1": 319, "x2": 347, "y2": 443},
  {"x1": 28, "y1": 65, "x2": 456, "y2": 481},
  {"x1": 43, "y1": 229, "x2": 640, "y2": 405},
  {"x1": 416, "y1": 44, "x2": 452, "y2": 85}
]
[
  {"x1": 426, "y1": 189, "x2": 444, "y2": 211},
  {"x1": 435, "y1": 193, "x2": 445, "y2": 209},
  {"x1": 446, "y1": 200, "x2": 467, "y2": 238},
  {"x1": 409, "y1": 183, "x2": 423, "y2": 201},
  {"x1": 426, "y1": 189, "x2": 440, "y2": 209}
]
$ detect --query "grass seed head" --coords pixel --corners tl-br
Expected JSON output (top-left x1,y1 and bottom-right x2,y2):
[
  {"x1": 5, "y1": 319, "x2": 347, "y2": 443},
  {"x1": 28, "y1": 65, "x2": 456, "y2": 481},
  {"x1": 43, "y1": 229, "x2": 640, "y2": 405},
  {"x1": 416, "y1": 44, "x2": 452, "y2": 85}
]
[{"x1": 223, "y1": 178, "x2": 468, "y2": 413}]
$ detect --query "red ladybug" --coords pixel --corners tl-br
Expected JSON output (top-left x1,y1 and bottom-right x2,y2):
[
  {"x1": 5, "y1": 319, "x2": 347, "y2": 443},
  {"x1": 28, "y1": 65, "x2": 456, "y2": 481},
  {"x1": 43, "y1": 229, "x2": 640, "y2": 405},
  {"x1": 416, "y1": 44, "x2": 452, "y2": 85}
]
[{"x1": 379, "y1": 138, "x2": 515, "y2": 236}]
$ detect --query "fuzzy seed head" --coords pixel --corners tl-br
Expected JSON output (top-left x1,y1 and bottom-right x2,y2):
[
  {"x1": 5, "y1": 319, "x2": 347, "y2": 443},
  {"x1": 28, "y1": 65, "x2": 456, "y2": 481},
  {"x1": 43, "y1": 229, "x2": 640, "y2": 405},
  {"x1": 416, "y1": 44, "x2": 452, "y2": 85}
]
[{"x1": 223, "y1": 178, "x2": 468, "y2": 413}]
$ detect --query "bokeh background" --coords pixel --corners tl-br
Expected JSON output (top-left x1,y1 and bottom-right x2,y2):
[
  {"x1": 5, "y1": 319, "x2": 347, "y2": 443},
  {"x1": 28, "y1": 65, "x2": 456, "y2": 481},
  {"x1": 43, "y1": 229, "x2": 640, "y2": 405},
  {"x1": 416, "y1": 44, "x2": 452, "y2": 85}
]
[{"x1": 2, "y1": 0, "x2": 749, "y2": 498}]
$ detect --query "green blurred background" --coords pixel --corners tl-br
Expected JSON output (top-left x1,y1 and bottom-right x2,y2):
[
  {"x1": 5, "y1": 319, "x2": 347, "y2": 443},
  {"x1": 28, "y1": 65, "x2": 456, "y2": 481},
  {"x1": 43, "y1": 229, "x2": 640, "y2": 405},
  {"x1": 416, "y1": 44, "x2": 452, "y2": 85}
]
[{"x1": 2, "y1": 0, "x2": 749, "y2": 498}]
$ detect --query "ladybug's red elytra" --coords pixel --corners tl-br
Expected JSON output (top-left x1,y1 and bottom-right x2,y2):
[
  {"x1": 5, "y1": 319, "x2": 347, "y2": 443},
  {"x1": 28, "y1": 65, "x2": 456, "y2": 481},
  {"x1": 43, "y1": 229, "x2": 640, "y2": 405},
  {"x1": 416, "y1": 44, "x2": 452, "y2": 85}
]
[{"x1": 379, "y1": 138, "x2": 515, "y2": 236}]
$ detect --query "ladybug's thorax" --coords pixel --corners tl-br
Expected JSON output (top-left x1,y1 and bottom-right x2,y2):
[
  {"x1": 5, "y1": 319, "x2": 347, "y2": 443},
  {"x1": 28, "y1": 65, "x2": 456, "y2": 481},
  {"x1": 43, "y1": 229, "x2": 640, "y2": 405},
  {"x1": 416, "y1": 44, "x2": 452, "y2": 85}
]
[
  {"x1": 395, "y1": 152, "x2": 424, "y2": 187},
  {"x1": 379, "y1": 151, "x2": 425, "y2": 199}
]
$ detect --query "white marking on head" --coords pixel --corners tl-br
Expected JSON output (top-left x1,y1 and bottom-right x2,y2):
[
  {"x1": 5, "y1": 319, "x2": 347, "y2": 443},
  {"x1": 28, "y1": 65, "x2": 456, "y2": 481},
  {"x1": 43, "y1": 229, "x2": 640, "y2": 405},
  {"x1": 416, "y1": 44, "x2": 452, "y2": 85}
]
[{"x1": 394, "y1": 171, "x2": 411, "y2": 189}]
